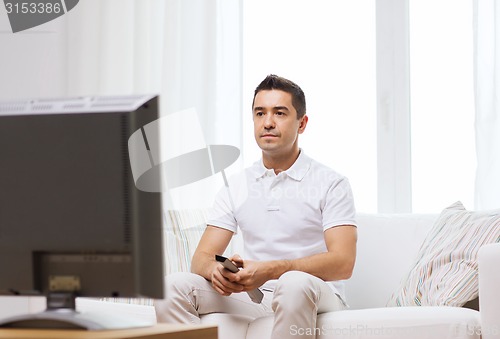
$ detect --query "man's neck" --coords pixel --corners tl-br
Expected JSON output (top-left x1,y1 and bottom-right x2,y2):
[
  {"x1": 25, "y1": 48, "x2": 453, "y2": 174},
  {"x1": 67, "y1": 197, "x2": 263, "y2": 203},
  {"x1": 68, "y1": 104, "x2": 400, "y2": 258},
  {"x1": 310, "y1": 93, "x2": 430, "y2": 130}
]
[{"x1": 262, "y1": 148, "x2": 301, "y2": 174}]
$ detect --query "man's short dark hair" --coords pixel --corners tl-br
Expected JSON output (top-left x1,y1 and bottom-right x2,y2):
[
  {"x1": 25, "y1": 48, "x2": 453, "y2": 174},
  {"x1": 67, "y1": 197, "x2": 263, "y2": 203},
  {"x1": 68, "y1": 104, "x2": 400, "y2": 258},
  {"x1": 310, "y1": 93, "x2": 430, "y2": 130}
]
[{"x1": 253, "y1": 74, "x2": 306, "y2": 119}]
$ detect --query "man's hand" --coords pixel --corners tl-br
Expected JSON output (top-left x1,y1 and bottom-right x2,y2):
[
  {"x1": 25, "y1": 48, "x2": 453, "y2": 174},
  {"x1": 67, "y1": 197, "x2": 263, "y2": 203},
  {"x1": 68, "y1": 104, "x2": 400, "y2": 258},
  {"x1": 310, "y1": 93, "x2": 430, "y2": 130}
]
[
  {"x1": 210, "y1": 258, "x2": 245, "y2": 296},
  {"x1": 211, "y1": 254, "x2": 271, "y2": 294},
  {"x1": 229, "y1": 255, "x2": 274, "y2": 291}
]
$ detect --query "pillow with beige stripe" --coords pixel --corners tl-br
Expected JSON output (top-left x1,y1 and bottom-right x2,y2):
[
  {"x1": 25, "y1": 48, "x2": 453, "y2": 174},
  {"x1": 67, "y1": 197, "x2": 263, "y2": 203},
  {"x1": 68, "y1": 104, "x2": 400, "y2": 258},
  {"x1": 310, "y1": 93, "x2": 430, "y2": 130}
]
[
  {"x1": 163, "y1": 208, "x2": 235, "y2": 274},
  {"x1": 387, "y1": 201, "x2": 500, "y2": 307},
  {"x1": 163, "y1": 209, "x2": 209, "y2": 274}
]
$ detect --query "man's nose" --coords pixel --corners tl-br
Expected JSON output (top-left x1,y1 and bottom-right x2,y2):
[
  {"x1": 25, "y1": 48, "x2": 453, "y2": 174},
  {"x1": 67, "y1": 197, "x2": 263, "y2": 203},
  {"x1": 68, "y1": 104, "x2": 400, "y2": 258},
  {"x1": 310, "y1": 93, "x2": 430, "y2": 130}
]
[{"x1": 264, "y1": 113, "x2": 275, "y2": 129}]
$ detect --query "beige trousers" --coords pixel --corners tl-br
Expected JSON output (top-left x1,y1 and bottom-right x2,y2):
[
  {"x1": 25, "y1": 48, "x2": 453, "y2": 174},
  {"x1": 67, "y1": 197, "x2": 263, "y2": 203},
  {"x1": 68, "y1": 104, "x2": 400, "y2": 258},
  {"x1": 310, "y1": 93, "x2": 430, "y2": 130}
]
[{"x1": 154, "y1": 270, "x2": 346, "y2": 339}]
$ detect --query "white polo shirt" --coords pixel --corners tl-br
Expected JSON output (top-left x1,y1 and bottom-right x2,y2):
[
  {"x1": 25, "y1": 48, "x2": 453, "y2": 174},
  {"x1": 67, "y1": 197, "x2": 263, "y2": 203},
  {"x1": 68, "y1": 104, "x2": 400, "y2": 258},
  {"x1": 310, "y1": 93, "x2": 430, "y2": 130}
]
[{"x1": 207, "y1": 150, "x2": 356, "y2": 300}]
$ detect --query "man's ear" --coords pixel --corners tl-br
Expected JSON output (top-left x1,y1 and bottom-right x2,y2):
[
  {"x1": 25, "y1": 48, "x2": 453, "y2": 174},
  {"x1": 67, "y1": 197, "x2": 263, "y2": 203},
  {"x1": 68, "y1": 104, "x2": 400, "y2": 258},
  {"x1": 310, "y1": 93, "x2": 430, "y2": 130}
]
[{"x1": 298, "y1": 115, "x2": 308, "y2": 134}]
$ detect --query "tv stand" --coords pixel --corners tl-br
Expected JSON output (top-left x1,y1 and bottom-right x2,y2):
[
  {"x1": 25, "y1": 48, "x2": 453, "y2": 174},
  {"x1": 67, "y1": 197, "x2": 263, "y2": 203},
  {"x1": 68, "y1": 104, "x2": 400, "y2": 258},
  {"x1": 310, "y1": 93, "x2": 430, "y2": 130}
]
[
  {"x1": 0, "y1": 324, "x2": 218, "y2": 339},
  {"x1": 0, "y1": 293, "x2": 152, "y2": 330}
]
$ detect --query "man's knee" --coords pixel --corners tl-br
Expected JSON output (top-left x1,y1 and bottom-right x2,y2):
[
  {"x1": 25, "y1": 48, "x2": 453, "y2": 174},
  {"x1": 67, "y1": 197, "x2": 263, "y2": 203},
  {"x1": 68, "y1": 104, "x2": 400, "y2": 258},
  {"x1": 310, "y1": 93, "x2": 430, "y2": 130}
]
[
  {"x1": 275, "y1": 271, "x2": 318, "y2": 295},
  {"x1": 273, "y1": 271, "x2": 319, "y2": 310},
  {"x1": 155, "y1": 272, "x2": 207, "y2": 323}
]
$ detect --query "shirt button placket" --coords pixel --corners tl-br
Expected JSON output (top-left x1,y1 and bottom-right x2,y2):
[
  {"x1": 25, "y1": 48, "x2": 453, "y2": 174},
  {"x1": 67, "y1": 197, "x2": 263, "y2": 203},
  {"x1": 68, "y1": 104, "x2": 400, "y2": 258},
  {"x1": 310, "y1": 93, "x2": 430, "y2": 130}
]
[{"x1": 268, "y1": 176, "x2": 281, "y2": 212}]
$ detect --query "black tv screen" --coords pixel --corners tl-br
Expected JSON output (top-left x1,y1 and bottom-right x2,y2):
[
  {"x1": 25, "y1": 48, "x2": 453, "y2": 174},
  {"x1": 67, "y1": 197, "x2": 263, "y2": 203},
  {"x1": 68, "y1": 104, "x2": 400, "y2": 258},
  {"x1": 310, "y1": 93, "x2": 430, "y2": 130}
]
[{"x1": 0, "y1": 95, "x2": 164, "y2": 301}]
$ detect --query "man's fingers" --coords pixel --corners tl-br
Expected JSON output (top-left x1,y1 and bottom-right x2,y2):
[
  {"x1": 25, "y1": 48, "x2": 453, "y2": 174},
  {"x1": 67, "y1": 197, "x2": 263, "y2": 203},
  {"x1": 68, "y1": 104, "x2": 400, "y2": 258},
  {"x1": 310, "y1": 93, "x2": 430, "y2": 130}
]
[
  {"x1": 218, "y1": 265, "x2": 241, "y2": 282},
  {"x1": 230, "y1": 254, "x2": 244, "y2": 267},
  {"x1": 211, "y1": 279, "x2": 232, "y2": 296},
  {"x1": 212, "y1": 269, "x2": 244, "y2": 294}
]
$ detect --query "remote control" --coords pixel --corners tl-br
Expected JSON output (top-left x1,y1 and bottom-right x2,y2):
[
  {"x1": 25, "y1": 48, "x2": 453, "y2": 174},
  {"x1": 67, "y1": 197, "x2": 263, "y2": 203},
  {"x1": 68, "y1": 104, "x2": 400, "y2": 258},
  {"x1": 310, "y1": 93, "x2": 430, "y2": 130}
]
[{"x1": 215, "y1": 255, "x2": 264, "y2": 304}]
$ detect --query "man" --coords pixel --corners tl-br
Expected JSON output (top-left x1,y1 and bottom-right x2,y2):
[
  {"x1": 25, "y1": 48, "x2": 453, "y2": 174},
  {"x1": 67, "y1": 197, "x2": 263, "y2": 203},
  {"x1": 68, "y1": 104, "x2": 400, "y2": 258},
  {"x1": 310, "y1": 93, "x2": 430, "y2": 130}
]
[{"x1": 155, "y1": 74, "x2": 357, "y2": 339}]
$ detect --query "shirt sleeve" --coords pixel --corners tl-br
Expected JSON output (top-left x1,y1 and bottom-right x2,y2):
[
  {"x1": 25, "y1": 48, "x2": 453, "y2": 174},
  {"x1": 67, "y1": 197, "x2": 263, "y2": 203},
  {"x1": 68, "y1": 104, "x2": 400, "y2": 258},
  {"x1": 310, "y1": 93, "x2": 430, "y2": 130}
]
[
  {"x1": 322, "y1": 177, "x2": 357, "y2": 231},
  {"x1": 206, "y1": 184, "x2": 238, "y2": 233}
]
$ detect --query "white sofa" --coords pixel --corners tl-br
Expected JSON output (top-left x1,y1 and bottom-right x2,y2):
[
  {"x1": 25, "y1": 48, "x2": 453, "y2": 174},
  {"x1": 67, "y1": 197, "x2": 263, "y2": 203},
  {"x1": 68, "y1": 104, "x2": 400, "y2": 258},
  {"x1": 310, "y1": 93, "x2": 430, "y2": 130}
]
[
  {"x1": 198, "y1": 213, "x2": 494, "y2": 339},
  {"x1": 1, "y1": 213, "x2": 499, "y2": 339}
]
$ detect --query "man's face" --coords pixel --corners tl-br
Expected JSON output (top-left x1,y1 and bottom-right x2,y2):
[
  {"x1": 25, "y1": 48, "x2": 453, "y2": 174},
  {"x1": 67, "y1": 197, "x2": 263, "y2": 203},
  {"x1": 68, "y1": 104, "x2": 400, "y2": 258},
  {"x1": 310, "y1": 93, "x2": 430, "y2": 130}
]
[{"x1": 253, "y1": 89, "x2": 307, "y2": 157}]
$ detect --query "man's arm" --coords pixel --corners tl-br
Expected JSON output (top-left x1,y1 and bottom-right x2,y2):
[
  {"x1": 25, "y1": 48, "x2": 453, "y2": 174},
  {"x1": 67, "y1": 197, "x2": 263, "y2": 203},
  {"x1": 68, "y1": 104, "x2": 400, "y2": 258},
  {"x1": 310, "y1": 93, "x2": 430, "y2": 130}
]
[
  {"x1": 284, "y1": 225, "x2": 357, "y2": 280},
  {"x1": 191, "y1": 225, "x2": 245, "y2": 296},
  {"x1": 231, "y1": 225, "x2": 357, "y2": 290}
]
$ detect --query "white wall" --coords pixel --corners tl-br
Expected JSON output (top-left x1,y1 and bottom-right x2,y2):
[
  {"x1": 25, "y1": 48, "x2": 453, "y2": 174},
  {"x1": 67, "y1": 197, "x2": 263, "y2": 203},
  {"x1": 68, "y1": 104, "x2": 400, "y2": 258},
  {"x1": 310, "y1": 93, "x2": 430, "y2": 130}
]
[{"x1": 0, "y1": 6, "x2": 67, "y2": 101}]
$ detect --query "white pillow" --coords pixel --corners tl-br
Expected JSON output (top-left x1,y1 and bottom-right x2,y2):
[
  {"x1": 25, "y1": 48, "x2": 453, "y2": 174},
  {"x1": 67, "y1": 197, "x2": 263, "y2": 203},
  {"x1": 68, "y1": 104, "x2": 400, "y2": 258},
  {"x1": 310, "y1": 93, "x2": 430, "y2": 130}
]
[
  {"x1": 163, "y1": 209, "x2": 209, "y2": 274},
  {"x1": 387, "y1": 201, "x2": 500, "y2": 307}
]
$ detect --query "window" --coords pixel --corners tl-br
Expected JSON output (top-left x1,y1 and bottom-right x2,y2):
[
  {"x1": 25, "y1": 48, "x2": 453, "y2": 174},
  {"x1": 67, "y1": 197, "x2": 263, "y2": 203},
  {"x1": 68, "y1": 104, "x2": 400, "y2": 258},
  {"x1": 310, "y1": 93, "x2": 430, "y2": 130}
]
[
  {"x1": 410, "y1": 0, "x2": 475, "y2": 212},
  {"x1": 243, "y1": 0, "x2": 377, "y2": 212},
  {"x1": 242, "y1": 0, "x2": 475, "y2": 213}
]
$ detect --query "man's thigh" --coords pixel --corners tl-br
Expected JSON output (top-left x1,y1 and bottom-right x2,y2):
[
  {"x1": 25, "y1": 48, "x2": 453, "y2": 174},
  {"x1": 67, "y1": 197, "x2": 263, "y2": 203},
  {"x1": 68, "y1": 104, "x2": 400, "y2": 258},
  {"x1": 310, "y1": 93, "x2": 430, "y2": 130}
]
[
  {"x1": 167, "y1": 272, "x2": 273, "y2": 318},
  {"x1": 273, "y1": 271, "x2": 346, "y2": 313}
]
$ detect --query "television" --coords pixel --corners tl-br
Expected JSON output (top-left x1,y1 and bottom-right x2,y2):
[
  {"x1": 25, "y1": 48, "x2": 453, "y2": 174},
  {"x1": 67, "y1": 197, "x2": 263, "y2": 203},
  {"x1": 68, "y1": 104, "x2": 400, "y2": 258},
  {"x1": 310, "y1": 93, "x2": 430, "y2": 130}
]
[{"x1": 0, "y1": 94, "x2": 164, "y2": 329}]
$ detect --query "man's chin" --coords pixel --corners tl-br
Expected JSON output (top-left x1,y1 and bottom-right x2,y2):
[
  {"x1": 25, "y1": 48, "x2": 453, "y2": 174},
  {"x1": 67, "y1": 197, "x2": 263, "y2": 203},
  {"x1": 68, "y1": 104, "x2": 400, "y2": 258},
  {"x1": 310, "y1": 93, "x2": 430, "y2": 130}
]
[{"x1": 257, "y1": 142, "x2": 278, "y2": 152}]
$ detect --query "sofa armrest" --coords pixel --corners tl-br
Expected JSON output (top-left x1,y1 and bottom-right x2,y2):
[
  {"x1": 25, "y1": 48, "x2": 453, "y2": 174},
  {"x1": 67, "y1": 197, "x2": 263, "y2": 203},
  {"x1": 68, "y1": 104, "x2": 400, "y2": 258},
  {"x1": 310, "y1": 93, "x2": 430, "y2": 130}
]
[{"x1": 478, "y1": 242, "x2": 500, "y2": 339}]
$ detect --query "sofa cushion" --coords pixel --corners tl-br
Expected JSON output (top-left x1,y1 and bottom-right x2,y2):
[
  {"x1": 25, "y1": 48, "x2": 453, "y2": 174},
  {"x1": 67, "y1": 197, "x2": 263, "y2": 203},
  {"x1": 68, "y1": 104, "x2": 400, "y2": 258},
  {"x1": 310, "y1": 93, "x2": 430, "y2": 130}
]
[
  {"x1": 245, "y1": 307, "x2": 481, "y2": 339},
  {"x1": 201, "y1": 313, "x2": 254, "y2": 339},
  {"x1": 346, "y1": 213, "x2": 437, "y2": 309},
  {"x1": 387, "y1": 201, "x2": 500, "y2": 307}
]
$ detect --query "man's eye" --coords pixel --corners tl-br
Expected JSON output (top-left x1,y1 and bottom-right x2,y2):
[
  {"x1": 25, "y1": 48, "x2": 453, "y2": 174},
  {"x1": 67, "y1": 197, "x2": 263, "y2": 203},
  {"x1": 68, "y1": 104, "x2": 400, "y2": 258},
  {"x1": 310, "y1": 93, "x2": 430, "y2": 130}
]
[
  {"x1": 276, "y1": 111, "x2": 284, "y2": 116},
  {"x1": 256, "y1": 112, "x2": 263, "y2": 116}
]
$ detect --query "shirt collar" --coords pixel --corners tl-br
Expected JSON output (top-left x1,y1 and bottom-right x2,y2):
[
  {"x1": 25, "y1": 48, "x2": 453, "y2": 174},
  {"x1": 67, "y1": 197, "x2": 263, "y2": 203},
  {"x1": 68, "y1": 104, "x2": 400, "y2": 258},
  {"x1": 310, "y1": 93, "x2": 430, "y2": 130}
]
[{"x1": 251, "y1": 149, "x2": 311, "y2": 181}]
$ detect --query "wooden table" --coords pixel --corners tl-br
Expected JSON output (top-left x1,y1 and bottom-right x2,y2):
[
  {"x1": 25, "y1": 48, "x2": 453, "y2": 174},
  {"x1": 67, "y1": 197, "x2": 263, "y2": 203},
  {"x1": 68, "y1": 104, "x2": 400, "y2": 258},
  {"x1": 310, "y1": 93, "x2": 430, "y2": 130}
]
[{"x1": 0, "y1": 323, "x2": 217, "y2": 339}]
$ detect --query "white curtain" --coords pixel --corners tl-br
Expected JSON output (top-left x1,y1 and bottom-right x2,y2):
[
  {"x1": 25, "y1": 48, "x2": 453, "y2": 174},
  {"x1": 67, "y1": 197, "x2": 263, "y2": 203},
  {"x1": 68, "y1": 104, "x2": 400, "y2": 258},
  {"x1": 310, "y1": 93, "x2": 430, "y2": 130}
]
[
  {"x1": 65, "y1": 0, "x2": 164, "y2": 96},
  {"x1": 473, "y1": 0, "x2": 500, "y2": 210},
  {"x1": 65, "y1": 0, "x2": 243, "y2": 208}
]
